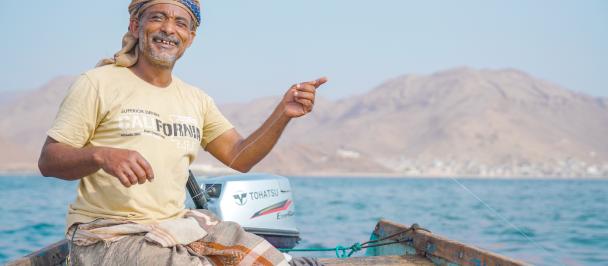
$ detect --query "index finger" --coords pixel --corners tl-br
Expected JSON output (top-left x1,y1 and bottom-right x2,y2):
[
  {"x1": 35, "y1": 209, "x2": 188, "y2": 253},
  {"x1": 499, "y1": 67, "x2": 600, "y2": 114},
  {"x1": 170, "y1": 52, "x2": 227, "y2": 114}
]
[
  {"x1": 303, "y1": 77, "x2": 328, "y2": 89},
  {"x1": 137, "y1": 157, "x2": 155, "y2": 181}
]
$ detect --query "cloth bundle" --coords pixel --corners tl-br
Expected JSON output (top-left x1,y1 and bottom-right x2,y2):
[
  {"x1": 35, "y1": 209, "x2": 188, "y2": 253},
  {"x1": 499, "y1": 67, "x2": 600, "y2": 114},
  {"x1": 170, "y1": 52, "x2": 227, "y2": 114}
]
[{"x1": 68, "y1": 209, "x2": 289, "y2": 265}]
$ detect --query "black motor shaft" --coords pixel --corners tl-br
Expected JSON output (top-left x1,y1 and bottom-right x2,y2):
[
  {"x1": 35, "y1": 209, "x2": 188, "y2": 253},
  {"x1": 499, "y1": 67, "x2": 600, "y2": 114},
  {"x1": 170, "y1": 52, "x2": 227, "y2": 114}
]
[{"x1": 186, "y1": 170, "x2": 208, "y2": 209}]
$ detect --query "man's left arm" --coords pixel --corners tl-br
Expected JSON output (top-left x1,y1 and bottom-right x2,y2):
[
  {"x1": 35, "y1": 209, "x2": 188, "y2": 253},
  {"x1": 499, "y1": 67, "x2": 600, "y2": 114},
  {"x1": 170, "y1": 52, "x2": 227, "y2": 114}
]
[{"x1": 206, "y1": 77, "x2": 328, "y2": 172}]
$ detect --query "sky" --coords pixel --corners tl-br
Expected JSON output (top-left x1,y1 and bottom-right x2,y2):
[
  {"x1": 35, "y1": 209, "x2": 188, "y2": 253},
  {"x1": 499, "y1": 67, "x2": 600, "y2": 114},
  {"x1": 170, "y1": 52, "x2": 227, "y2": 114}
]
[{"x1": 0, "y1": 0, "x2": 606, "y2": 103}]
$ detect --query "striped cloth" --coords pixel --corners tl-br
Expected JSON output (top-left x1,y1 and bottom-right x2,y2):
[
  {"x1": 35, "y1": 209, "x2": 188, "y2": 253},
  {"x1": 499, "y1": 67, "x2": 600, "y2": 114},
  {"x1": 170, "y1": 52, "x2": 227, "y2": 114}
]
[
  {"x1": 128, "y1": 0, "x2": 201, "y2": 27},
  {"x1": 68, "y1": 209, "x2": 289, "y2": 266}
]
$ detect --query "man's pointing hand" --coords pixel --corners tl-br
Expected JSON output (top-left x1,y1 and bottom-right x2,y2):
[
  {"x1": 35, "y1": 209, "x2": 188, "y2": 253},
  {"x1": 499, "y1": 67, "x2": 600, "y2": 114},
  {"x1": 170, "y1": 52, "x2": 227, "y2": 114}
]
[{"x1": 282, "y1": 77, "x2": 328, "y2": 118}]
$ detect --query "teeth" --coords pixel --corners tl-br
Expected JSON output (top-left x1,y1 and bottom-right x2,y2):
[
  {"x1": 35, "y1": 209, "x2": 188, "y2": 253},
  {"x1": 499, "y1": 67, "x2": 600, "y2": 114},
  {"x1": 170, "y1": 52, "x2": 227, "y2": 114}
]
[{"x1": 154, "y1": 39, "x2": 175, "y2": 46}]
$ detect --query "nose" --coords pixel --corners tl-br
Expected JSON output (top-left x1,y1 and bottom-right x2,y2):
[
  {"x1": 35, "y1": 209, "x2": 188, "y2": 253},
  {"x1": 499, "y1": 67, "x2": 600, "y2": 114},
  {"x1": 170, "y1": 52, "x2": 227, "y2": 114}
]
[{"x1": 160, "y1": 20, "x2": 176, "y2": 35}]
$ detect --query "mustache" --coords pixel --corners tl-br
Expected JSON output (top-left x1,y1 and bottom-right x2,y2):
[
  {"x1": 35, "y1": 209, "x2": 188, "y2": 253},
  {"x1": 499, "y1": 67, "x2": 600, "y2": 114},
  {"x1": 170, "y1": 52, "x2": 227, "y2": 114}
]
[{"x1": 151, "y1": 32, "x2": 181, "y2": 46}]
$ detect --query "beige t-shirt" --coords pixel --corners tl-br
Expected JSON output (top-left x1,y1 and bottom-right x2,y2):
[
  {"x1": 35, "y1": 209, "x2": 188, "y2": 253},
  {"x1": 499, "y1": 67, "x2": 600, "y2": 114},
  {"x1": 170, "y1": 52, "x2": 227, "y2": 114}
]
[{"x1": 48, "y1": 65, "x2": 233, "y2": 231}]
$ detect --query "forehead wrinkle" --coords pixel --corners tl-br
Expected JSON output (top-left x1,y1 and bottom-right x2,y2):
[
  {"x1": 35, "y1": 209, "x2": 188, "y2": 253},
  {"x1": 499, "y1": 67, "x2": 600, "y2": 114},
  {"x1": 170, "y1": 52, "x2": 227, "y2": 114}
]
[{"x1": 144, "y1": 6, "x2": 192, "y2": 24}]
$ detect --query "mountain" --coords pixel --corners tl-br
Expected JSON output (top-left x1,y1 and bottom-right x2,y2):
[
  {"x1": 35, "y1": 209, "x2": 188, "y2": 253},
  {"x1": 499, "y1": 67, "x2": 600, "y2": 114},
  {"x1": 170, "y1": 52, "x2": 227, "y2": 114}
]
[
  {"x1": 1, "y1": 68, "x2": 607, "y2": 177},
  {"x1": 0, "y1": 90, "x2": 27, "y2": 105},
  {"x1": 0, "y1": 76, "x2": 76, "y2": 171},
  {"x1": 202, "y1": 67, "x2": 608, "y2": 177}
]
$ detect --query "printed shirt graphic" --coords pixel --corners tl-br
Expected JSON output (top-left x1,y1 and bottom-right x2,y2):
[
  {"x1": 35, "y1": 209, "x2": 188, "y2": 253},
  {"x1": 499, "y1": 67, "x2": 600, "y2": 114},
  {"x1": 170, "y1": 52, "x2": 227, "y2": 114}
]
[{"x1": 47, "y1": 65, "x2": 233, "y2": 231}]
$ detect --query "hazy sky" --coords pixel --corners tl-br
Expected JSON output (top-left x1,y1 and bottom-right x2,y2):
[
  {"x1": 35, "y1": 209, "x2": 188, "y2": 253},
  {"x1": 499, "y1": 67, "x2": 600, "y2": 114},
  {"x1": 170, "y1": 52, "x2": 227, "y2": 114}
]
[{"x1": 1, "y1": 1, "x2": 606, "y2": 103}]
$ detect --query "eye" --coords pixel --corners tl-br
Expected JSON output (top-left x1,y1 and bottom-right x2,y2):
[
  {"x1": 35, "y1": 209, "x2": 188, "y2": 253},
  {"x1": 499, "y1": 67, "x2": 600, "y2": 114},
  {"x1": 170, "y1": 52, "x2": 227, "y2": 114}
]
[
  {"x1": 176, "y1": 20, "x2": 188, "y2": 28},
  {"x1": 151, "y1": 14, "x2": 163, "y2": 21}
]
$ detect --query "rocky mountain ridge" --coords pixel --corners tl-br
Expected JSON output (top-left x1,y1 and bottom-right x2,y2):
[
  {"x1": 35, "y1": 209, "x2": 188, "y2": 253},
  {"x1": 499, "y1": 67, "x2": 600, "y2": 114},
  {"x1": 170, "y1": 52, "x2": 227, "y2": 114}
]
[
  {"x1": 208, "y1": 67, "x2": 608, "y2": 177},
  {"x1": 1, "y1": 68, "x2": 607, "y2": 177}
]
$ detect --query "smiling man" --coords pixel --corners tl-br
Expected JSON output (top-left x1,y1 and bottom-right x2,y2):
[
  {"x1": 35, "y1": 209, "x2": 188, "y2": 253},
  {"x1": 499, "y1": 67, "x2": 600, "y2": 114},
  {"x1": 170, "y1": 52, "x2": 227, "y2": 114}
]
[{"x1": 38, "y1": 0, "x2": 326, "y2": 265}]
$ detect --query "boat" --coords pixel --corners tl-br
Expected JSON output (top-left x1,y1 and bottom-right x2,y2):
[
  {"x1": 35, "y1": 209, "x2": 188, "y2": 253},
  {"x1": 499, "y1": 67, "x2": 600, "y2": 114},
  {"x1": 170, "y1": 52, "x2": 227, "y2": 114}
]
[
  {"x1": 318, "y1": 219, "x2": 526, "y2": 266},
  {"x1": 6, "y1": 219, "x2": 526, "y2": 266},
  {"x1": 6, "y1": 173, "x2": 527, "y2": 265}
]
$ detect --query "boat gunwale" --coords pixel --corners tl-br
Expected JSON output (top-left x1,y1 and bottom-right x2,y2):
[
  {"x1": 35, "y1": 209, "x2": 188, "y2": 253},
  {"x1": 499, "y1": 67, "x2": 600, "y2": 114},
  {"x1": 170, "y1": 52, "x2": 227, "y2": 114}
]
[
  {"x1": 6, "y1": 239, "x2": 68, "y2": 266},
  {"x1": 372, "y1": 219, "x2": 529, "y2": 266}
]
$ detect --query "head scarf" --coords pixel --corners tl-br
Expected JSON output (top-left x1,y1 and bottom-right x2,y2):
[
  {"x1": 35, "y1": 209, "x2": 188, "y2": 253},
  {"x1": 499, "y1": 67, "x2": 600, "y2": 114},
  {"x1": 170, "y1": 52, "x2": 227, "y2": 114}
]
[{"x1": 97, "y1": 0, "x2": 201, "y2": 67}]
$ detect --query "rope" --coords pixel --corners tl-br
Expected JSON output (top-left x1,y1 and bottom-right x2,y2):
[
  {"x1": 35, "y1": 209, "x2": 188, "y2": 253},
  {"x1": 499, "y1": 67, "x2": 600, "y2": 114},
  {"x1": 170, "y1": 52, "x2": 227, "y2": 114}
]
[{"x1": 279, "y1": 223, "x2": 427, "y2": 258}]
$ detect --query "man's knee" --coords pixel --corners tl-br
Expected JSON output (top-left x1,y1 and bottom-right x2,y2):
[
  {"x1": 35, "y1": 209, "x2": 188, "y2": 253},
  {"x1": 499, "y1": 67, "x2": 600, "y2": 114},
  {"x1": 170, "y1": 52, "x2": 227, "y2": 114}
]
[{"x1": 70, "y1": 236, "x2": 200, "y2": 265}]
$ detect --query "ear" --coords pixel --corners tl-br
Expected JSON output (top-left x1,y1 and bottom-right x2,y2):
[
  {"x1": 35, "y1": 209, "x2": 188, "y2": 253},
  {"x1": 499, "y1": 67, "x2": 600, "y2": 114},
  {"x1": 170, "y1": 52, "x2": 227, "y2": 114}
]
[{"x1": 128, "y1": 17, "x2": 140, "y2": 39}]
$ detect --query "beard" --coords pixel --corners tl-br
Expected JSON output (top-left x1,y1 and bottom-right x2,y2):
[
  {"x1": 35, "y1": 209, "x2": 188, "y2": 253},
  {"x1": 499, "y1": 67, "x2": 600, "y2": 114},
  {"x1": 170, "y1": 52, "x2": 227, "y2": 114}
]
[{"x1": 138, "y1": 28, "x2": 181, "y2": 68}]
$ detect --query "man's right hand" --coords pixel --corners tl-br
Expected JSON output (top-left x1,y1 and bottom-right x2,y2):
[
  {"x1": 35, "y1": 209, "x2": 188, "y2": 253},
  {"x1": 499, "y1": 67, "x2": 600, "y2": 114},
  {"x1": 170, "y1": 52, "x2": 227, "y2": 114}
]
[{"x1": 93, "y1": 147, "x2": 155, "y2": 187}]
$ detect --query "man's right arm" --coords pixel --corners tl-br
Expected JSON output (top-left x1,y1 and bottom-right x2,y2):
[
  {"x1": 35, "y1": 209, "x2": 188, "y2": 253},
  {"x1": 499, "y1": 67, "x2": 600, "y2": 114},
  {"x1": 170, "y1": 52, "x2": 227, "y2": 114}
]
[{"x1": 38, "y1": 137, "x2": 154, "y2": 187}]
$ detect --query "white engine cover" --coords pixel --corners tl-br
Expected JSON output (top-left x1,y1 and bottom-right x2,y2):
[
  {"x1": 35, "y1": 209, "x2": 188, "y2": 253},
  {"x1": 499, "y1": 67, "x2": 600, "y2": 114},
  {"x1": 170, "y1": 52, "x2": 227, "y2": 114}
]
[{"x1": 197, "y1": 173, "x2": 299, "y2": 237}]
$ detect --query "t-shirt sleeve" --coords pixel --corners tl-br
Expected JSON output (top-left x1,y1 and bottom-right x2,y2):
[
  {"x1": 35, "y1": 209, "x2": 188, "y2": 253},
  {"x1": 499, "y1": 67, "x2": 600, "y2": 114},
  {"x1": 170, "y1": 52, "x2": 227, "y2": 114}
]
[
  {"x1": 47, "y1": 74, "x2": 101, "y2": 148},
  {"x1": 200, "y1": 95, "x2": 234, "y2": 149}
]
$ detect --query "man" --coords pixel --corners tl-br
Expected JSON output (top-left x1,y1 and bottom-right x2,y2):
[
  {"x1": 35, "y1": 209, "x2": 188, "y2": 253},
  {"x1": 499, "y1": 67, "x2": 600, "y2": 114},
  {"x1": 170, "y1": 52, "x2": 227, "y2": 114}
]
[{"x1": 38, "y1": 0, "x2": 326, "y2": 265}]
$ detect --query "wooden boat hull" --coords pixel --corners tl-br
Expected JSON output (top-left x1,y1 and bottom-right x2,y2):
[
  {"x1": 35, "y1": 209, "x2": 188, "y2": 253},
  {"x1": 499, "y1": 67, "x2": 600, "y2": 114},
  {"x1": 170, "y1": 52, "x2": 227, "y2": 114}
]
[
  {"x1": 320, "y1": 219, "x2": 527, "y2": 265},
  {"x1": 7, "y1": 219, "x2": 526, "y2": 266}
]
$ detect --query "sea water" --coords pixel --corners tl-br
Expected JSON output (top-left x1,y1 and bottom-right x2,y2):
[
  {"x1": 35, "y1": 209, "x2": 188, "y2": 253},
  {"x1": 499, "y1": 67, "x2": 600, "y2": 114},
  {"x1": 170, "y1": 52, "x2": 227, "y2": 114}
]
[{"x1": 0, "y1": 176, "x2": 606, "y2": 265}]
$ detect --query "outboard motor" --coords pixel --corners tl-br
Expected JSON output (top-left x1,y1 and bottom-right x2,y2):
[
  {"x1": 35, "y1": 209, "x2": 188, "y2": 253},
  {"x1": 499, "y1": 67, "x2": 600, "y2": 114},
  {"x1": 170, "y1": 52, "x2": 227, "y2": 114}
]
[{"x1": 192, "y1": 173, "x2": 300, "y2": 249}]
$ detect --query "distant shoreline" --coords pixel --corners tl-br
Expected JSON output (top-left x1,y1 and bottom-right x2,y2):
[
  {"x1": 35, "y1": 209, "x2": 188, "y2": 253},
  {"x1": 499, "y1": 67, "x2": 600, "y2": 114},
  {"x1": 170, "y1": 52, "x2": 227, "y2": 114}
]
[
  {"x1": 1, "y1": 169, "x2": 605, "y2": 180},
  {"x1": 0, "y1": 170, "x2": 41, "y2": 176},
  {"x1": 286, "y1": 172, "x2": 607, "y2": 180}
]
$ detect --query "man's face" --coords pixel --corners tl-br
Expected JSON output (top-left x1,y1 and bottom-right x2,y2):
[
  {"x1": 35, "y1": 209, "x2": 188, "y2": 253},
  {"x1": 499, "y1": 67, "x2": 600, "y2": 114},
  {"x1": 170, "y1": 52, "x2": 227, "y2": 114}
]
[{"x1": 134, "y1": 4, "x2": 196, "y2": 68}]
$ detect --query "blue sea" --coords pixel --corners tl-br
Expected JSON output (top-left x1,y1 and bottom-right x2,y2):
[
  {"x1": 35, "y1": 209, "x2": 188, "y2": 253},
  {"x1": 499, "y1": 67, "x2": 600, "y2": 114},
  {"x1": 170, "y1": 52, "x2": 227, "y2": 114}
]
[{"x1": 0, "y1": 176, "x2": 606, "y2": 265}]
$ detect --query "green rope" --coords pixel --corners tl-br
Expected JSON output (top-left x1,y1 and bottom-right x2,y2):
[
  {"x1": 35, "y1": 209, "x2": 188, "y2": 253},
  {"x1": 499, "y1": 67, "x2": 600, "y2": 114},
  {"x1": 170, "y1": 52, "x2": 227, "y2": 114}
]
[
  {"x1": 278, "y1": 223, "x2": 429, "y2": 258},
  {"x1": 279, "y1": 242, "x2": 364, "y2": 258}
]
